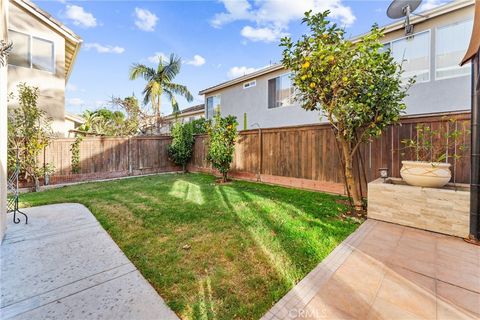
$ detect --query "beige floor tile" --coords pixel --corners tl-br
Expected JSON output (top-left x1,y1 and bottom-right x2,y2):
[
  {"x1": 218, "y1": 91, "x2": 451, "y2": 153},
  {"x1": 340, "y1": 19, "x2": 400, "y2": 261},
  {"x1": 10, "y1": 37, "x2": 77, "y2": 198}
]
[
  {"x1": 306, "y1": 293, "x2": 366, "y2": 320},
  {"x1": 390, "y1": 252, "x2": 436, "y2": 278},
  {"x1": 374, "y1": 268, "x2": 436, "y2": 319},
  {"x1": 436, "y1": 280, "x2": 480, "y2": 318},
  {"x1": 367, "y1": 296, "x2": 428, "y2": 320},
  {"x1": 436, "y1": 265, "x2": 480, "y2": 294}
]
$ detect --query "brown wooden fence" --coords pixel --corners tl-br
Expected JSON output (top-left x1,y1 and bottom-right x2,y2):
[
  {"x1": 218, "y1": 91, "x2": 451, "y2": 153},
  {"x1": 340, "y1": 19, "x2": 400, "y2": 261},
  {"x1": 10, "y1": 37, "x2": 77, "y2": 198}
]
[
  {"x1": 33, "y1": 111, "x2": 470, "y2": 195},
  {"x1": 189, "y1": 112, "x2": 471, "y2": 195},
  {"x1": 35, "y1": 136, "x2": 180, "y2": 186}
]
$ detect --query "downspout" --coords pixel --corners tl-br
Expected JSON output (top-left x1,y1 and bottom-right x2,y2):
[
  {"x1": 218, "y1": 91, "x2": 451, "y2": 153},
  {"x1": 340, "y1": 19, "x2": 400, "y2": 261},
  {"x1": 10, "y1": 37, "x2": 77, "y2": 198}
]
[
  {"x1": 460, "y1": 1, "x2": 480, "y2": 243},
  {"x1": 470, "y1": 53, "x2": 479, "y2": 242}
]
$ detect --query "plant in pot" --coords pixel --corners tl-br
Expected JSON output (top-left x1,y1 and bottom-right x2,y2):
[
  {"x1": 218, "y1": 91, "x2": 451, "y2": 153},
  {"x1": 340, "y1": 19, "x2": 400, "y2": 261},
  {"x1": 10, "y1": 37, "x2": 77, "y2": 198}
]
[{"x1": 400, "y1": 118, "x2": 469, "y2": 188}]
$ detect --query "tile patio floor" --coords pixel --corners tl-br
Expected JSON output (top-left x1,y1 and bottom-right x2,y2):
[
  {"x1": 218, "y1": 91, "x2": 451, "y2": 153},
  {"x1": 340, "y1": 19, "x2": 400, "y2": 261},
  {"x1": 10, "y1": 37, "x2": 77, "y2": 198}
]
[
  {"x1": 263, "y1": 219, "x2": 480, "y2": 320},
  {"x1": 0, "y1": 203, "x2": 178, "y2": 320}
]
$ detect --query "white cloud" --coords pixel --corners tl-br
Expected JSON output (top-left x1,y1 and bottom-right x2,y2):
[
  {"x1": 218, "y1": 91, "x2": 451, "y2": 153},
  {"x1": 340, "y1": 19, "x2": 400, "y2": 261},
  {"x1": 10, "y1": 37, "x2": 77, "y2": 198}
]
[
  {"x1": 227, "y1": 66, "x2": 258, "y2": 78},
  {"x1": 66, "y1": 83, "x2": 77, "y2": 92},
  {"x1": 147, "y1": 52, "x2": 168, "y2": 64},
  {"x1": 185, "y1": 55, "x2": 206, "y2": 66},
  {"x1": 84, "y1": 43, "x2": 125, "y2": 54},
  {"x1": 134, "y1": 8, "x2": 158, "y2": 32},
  {"x1": 212, "y1": 0, "x2": 355, "y2": 43},
  {"x1": 241, "y1": 26, "x2": 287, "y2": 43},
  {"x1": 67, "y1": 98, "x2": 84, "y2": 106},
  {"x1": 418, "y1": 0, "x2": 448, "y2": 12},
  {"x1": 64, "y1": 5, "x2": 97, "y2": 28}
]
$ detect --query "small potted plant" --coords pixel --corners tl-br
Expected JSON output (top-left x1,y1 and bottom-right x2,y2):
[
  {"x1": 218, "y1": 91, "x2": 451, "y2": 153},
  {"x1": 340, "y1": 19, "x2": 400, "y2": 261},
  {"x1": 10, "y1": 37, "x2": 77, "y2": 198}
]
[{"x1": 400, "y1": 118, "x2": 469, "y2": 188}]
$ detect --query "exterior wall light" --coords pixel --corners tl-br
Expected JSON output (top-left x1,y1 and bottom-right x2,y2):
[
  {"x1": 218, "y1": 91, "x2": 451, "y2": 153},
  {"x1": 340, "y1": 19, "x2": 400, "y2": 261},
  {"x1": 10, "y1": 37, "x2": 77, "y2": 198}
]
[{"x1": 379, "y1": 168, "x2": 389, "y2": 182}]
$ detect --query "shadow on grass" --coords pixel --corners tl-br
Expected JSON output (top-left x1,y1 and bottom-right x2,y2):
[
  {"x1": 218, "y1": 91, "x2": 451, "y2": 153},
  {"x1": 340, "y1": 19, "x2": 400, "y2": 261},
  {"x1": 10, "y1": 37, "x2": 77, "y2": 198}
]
[{"x1": 18, "y1": 173, "x2": 358, "y2": 320}]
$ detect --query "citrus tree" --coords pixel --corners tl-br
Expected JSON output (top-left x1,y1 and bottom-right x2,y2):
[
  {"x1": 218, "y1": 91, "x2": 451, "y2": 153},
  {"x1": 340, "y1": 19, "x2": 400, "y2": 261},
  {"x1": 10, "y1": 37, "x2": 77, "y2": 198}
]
[
  {"x1": 207, "y1": 113, "x2": 238, "y2": 183},
  {"x1": 281, "y1": 11, "x2": 411, "y2": 212}
]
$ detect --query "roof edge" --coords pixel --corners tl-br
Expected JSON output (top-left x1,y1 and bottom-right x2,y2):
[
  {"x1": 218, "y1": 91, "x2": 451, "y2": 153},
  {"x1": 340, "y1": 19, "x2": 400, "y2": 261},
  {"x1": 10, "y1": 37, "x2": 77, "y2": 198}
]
[
  {"x1": 199, "y1": 64, "x2": 284, "y2": 95},
  {"x1": 351, "y1": 0, "x2": 475, "y2": 42}
]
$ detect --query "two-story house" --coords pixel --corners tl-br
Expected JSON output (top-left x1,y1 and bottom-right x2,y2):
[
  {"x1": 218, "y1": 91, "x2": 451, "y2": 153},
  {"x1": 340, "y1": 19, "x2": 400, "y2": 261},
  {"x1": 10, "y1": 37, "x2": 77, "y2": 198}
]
[
  {"x1": 6, "y1": 0, "x2": 82, "y2": 136},
  {"x1": 199, "y1": 0, "x2": 474, "y2": 130}
]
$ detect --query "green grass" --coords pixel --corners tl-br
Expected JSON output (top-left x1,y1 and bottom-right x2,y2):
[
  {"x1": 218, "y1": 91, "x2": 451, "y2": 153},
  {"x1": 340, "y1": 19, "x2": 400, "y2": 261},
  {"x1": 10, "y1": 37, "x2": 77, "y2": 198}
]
[{"x1": 19, "y1": 173, "x2": 359, "y2": 320}]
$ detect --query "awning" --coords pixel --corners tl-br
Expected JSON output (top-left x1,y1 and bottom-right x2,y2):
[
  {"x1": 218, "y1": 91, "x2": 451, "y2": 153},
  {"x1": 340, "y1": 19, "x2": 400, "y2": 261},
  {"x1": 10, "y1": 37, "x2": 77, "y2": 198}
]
[{"x1": 461, "y1": 1, "x2": 480, "y2": 66}]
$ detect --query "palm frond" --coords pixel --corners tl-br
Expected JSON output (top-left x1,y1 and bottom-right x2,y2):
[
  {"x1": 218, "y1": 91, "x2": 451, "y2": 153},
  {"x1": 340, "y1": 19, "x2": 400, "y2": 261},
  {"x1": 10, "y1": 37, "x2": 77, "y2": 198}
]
[
  {"x1": 161, "y1": 53, "x2": 182, "y2": 82},
  {"x1": 129, "y1": 64, "x2": 155, "y2": 81},
  {"x1": 165, "y1": 89, "x2": 179, "y2": 114},
  {"x1": 164, "y1": 82, "x2": 194, "y2": 102}
]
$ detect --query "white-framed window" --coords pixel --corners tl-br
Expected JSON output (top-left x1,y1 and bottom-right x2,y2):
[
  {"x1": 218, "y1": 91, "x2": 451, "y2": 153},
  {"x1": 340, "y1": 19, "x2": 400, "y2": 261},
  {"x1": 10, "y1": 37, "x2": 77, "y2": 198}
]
[
  {"x1": 243, "y1": 80, "x2": 256, "y2": 89},
  {"x1": 387, "y1": 30, "x2": 431, "y2": 83},
  {"x1": 8, "y1": 29, "x2": 54, "y2": 73},
  {"x1": 32, "y1": 37, "x2": 54, "y2": 72},
  {"x1": 8, "y1": 30, "x2": 30, "y2": 68},
  {"x1": 436, "y1": 19, "x2": 473, "y2": 80},
  {"x1": 268, "y1": 73, "x2": 294, "y2": 109},
  {"x1": 206, "y1": 95, "x2": 221, "y2": 119}
]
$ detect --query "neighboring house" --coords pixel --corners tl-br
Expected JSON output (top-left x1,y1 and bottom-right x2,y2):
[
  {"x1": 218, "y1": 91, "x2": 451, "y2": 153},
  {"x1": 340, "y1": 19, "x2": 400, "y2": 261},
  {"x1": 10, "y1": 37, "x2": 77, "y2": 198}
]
[
  {"x1": 159, "y1": 104, "x2": 205, "y2": 134},
  {"x1": 64, "y1": 112, "x2": 85, "y2": 137},
  {"x1": 199, "y1": 0, "x2": 474, "y2": 130},
  {"x1": 6, "y1": 0, "x2": 82, "y2": 136}
]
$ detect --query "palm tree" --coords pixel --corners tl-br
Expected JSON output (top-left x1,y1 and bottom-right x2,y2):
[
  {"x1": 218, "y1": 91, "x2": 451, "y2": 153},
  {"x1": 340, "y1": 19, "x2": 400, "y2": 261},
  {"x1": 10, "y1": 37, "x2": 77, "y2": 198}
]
[{"x1": 129, "y1": 53, "x2": 193, "y2": 119}]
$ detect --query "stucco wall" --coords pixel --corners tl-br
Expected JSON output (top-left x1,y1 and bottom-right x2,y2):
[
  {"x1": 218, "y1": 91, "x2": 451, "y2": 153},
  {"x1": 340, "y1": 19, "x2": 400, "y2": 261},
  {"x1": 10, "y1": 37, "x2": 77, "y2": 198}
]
[
  {"x1": 1, "y1": 0, "x2": 8, "y2": 241},
  {"x1": 381, "y1": 4, "x2": 473, "y2": 116},
  {"x1": 7, "y1": 1, "x2": 66, "y2": 136},
  {"x1": 206, "y1": 4, "x2": 473, "y2": 129},
  {"x1": 207, "y1": 68, "x2": 322, "y2": 130}
]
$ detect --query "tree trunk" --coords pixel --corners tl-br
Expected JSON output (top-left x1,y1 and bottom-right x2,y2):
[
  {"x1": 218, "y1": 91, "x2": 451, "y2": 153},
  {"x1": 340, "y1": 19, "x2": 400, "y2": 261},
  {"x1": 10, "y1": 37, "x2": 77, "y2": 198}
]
[
  {"x1": 340, "y1": 138, "x2": 363, "y2": 212},
  {"x1": 222, "y1": 172, "x2": 228, "y2": 183},
  {"x1": 182, "y1": 163, "x2": 187, "y2": 173}
]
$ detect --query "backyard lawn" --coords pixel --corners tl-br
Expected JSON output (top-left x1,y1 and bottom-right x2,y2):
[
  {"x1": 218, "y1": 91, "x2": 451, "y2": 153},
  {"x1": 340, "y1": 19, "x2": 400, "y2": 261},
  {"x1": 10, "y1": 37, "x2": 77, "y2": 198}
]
[{"x1": 19, "y1": 173, "x2": 360, "y2": 320}]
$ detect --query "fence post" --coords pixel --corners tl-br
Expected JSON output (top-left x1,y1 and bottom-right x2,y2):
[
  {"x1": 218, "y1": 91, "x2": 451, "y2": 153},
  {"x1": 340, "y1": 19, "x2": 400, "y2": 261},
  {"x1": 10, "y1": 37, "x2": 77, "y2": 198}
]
[
  {"x1": 258, "y1": 128, "x2": 263, "y2": 181},
  {"x1": 128, "y1": 137, "x2": 132, "y2": 175}
]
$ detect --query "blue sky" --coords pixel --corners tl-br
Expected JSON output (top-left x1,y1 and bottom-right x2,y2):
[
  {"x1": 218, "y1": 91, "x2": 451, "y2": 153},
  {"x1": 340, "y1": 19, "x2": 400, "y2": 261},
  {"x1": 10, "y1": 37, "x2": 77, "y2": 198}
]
[{"x1": 33, "y1": 0, "x2": 449, "y2": 115}]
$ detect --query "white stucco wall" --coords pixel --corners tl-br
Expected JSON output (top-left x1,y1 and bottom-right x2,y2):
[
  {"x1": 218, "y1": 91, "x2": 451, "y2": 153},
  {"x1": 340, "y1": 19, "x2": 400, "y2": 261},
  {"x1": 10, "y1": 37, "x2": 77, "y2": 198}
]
[
  {"x1": 7, "y1": 1, "x2": 66, "y2": 136},
  {"x1": 204, "y1": 4, "x2": 473, "y2": 130},
  {"x1": 1, "y1": 0, "x2": 8, "y2": 241}
]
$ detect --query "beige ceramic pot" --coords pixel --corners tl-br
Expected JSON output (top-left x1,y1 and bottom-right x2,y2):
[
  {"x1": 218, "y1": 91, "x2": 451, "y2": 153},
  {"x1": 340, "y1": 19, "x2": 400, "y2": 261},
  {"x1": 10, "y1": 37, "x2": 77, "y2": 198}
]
[{"x1": 400, "y1": 161, "x2": 452, "y2": 188}]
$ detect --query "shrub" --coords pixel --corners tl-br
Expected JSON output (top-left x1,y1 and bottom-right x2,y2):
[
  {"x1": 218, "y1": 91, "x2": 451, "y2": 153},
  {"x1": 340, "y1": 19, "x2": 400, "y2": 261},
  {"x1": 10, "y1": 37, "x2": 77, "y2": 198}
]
[
  {"x1": 207, "y1": 113, "x2": 238, "y2": 182},
  {"x1": 8, "y1": 83, "x2": 54, "y2": 190},
  {"x1": 168, "y1": 121, "x2": 195, "y2": 172},
  {"x1": 189, "y1": 117, "x2": 209, "y2": 135}
]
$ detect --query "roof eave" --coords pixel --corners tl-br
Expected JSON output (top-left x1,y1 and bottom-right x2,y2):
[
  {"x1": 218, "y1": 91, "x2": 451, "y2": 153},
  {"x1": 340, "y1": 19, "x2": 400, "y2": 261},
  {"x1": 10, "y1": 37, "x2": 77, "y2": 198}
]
[
  {"x1": 199, "y1": 64, "x2": 285, "y2": 95},
  {"x1": 351, "y1": 0, "x2": 475, "y2": 42}
]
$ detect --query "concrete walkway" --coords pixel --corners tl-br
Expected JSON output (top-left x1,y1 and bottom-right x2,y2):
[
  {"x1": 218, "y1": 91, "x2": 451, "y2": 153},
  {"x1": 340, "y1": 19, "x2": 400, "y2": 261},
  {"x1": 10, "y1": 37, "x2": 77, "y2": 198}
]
[
  {"x1": 1, "y1": 203, "x2": 178, "y2": 320},
  {"x1": 263, "y1": 219, "x2": 480, "y2": 320}
]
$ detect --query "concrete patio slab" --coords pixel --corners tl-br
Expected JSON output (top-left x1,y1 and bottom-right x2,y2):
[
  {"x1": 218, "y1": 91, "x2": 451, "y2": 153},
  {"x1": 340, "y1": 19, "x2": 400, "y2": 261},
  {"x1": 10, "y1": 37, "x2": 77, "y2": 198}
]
[
  {"x1": 0, "y1": 203, "x2": 179, "y2": 320},
  {"x1": 263, "y1": 219, "x2": 480, "y2": 320}
]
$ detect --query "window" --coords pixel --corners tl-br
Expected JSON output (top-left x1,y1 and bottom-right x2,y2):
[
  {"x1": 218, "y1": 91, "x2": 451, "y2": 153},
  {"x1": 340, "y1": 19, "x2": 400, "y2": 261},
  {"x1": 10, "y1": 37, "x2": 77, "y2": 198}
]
[
  {"x1": 436, "y1": 20, "x2": 473, "y2": 80},
  {"x1": 390, "y1": 31, "x2": 430, "y2": 82},
  {"x1": 268, "y1": 73, "x2": 294, "y2": 109},
  {"x1": 8, "y1": 30, "x2": 30, "y2": 68},
  {"x1": 32, "y1": 37, "x2": 54, "y2": 72},
  {"x1": 243, "y1": 80, "x2": 256, "y2": 89},
  {"x1": 206, "y1": 95, "x2": 220, "y2": 119},
  {"x1": 8, "y1": 29, "x2": 54, "y2": 73}
]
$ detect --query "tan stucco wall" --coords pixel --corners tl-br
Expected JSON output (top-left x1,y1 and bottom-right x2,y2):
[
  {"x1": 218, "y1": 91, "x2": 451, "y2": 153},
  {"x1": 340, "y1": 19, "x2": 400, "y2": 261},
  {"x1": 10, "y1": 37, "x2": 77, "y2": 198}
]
[
  {"x1": 7, "y1": 1, "x2": 66, "y2": 136},
  {"x1": 1, "y1": 0, "x2": 8, "y2": 241}
]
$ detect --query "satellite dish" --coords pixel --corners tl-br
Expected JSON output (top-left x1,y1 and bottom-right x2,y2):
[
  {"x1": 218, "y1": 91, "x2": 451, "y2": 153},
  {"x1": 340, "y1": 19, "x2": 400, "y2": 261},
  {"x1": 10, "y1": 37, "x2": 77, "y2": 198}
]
[{"x1": 387, "y1": 0, "x2": 422, "y2": 36}]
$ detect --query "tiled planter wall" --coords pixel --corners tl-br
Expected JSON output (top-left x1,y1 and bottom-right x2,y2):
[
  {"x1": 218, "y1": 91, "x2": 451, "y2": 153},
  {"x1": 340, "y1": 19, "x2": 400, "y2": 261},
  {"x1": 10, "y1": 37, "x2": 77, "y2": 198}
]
[{"x1": 368, "y1": 178, "x2": 470, "y2": 238}]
